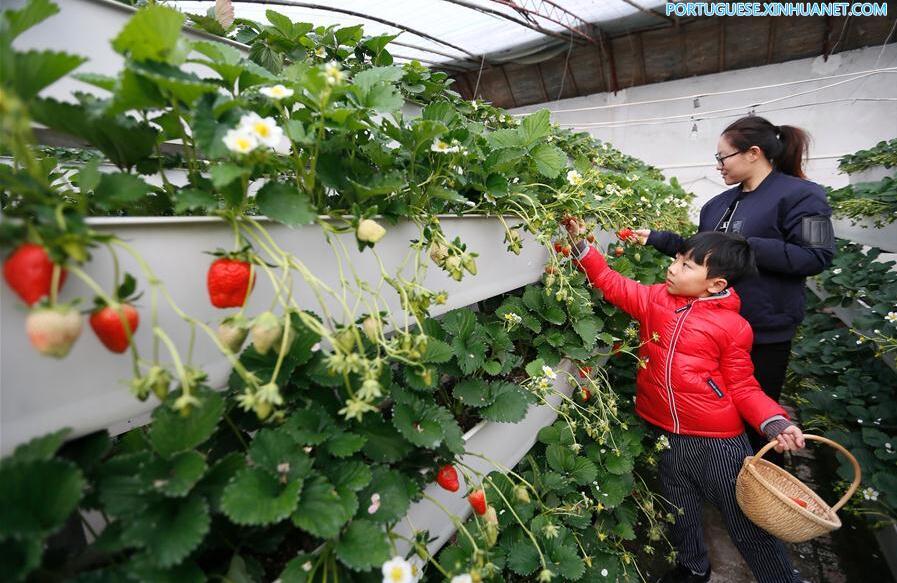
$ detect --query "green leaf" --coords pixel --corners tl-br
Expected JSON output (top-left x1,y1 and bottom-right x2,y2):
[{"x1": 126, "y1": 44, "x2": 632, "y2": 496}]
[
  {"x1": 353, "y1": 65, "x2": 403, "y2": 93},
  {"x1": 7, "y1": 428, "x2": 70, "y2": 463},
  {"x1": 210, "y1": 162, "x2": 246, "y2": 189},
  {"x1": 2, "y1": 50, "x2": 85, "y2": 100},
  {"x1": 480, "y1": 383, "x2": 530, "y2": 423},
  {"x1": 1, "y1": 0, "x2": 59, "y2": 41},
  {"x1": 30, "y1": 98, "x2": 158, "y2": 169},
  {"x1": 249, "y1": 428, "x2": 313, "y2": 482},
  {"x1": 393, "y1": 402, "x2": 445, "y2": 448},
  {"x1": 130, "y1": 61, "x2": 217, "y2": 105},
  {"x1": 279, "y1": 554, "x2": 317, "y2": 583},
  {"x1": 266, "y1": 9, "x2": 296, "y2": 39},
  {"x1": 221, "y1": 468, "x2": 302, "y2": 526},
  {"x1": 111, "y1": 4, "x2": 186, "y2": 63},
  {"x1": 604, "y1": 452, "x2": 634, "y2": 476},
  {"x1": 519, "y1": 109, "x2": 551, "y2": 145},
  {"x1": 530, "y1": 143, "x2": 567, "y2": 179},
  {"x1": 140, "y1": 451, "x2": 207, "y2": 497},
  {"x1": 326, "y1": 432, "x2": 367, "y2": 458},
  {"x1": 120, "y1": 495, "x2": 210, "y2": 568},
  {"x1": 149, "y1": 391, "x2": 224, "y2": 459},
  {"x1": 506, "y1": 535, "x2": 540, "y2": 575},
  {"x1": 93, "y1": 173, "x2": 153, "y2": 211},
  {"x1": 175, "y1": 188, "x2": 219, "y2": 214},
  {"x1": 325, "y1": 461, "x2": 372, "y2": 492},
  {"x1": 284, "y1": 408, "x2": 336, "y2": 446},
  {"x1": 256, "y1": 181, "x2": 317, "y2": 227},
  {"x1": 194, "y1": 452, "x2": 244, "y2": 513},
  {"x1": 572, "y1": 316, "x2": 603, "y2": 348},
  {"x1": 360, "y1": 467, "x2": 415, "y2": 523},
  {"x1": 0, "y1": 459, "x2": 84, "y2": 537},
  {"x1": 441, "y1": 308, "x2": 477, "y2": 337},
  {"x1": 0, "y1": 537, "x2": 42, "y2": 583},
  {"x1": 569, "y1": 457, "x2": 598, "y2": 486},
  {"x1": 292, "y1": 474, "x2": 352, "y2": 538},
  {"x1": 361, "y1": 417, "x2": 413, "y2": 463},
  {"x1": 452, "y1": 378, "x2": 492, "y2": 408},
  {"x1": 452, "y1": 334, "x2": 487, "y2": 375},
  {"x1": 336, "y1": 520, "x2": 390, "y2": 571},
  {"x1": 486, "y1": 128, "x2": 522, "y2": 149},
  {"x1": 546, "y1": 444, "x2": 576, "y2": 473},
  {"x1": 525, "y1": 358, "x2": 546, "y2": 378}
]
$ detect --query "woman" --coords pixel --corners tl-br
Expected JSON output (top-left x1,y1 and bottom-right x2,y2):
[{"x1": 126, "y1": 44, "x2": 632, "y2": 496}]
[{"x1": 633, "y1": 116, "x2": 835, "y2": 457}]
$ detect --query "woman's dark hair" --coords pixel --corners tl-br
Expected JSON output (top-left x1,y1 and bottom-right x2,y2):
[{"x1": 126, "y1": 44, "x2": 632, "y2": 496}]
[
  {"x1": 722, "y1": 116, "x2": 810, "y2": 178},
  {"x1": 678, "y1": 231, "x2": 758, "y2": 287}
]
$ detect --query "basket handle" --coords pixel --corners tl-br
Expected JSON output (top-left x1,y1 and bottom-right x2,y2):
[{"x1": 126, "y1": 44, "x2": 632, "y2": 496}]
[{"x1": 752, "y1": 433, "x2": 862, "y2": 513}]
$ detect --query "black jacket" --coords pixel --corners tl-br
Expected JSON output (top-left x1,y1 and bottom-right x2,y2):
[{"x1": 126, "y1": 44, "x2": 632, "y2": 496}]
[{"x1": 647, "y1": 170, "x2": 835, "y2": 343}]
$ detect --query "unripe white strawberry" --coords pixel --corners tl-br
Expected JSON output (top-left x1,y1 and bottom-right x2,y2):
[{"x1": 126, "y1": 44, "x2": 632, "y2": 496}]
[
  {"x1": 25, "y1": 306, "x2": 83, "y2": 358},
  {"x1": 250, "y1": 311, "x2": 283, "y2": 355},
  {"x1": 356, "y1": 219, "x2": 386, "y2": 244},
  {"x1": 218, "y1": 315, "x2": 249, "y2": 353},
  {"x1": 362, "y1": 315, "x2": 381, "y2": 343}
]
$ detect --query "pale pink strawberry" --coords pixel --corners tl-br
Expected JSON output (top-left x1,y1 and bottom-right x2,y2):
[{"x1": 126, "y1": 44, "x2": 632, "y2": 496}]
[{"x1": 26, "y1": 306, "x2": 83, "y2": 358}]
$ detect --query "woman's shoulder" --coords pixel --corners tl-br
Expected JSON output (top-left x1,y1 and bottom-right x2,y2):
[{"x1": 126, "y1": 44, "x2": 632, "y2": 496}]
[{"x1": 772, "y1": 171, "x2": 826, "y2": 198}]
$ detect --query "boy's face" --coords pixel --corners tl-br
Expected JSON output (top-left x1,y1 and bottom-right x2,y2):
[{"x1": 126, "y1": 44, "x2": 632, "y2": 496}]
[{"x1": 666, "y1": 253, "x2": 728, "y2": 298}]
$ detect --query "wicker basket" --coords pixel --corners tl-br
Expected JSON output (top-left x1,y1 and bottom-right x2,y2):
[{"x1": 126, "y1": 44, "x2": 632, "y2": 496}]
[{"x1": 735, "y1": 434, "x2": 861, "y2": 543}]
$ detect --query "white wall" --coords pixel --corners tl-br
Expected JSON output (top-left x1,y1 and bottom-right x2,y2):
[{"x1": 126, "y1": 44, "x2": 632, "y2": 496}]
[{"x1": 510, "y1": 45, "x2": 897, "y2": 217}]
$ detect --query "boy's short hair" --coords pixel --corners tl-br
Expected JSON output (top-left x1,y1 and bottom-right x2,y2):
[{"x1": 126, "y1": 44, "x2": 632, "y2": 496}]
[{"x1": 677, "y1": 231, "x2": 758, "y2": 286}]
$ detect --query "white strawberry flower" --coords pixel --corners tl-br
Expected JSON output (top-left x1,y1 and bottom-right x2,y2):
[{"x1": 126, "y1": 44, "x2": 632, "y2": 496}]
[
  {"x1": 566, "y1": 169, "x2": 583, "y2": 185},
  {"x1": 863, "y1": 487, "x2": 879, "y2": 501},
  {"x1": 239, "y1": 113, "x2": 284, "y2": 149},
  {"x1": 381, "y1": 556, "x2": 414, "y2": 583},
  {"x1": 832, "y1": 267, "x2": 843, "y2": 274},
  {"x1": 260, "y1": 84, "x2": 294, "y2": 100},
  {"x1": 315, "y1": 46, "x2": 327, "y2": 58},
  {"x1": 886, "y1": 311, "x2": 897, "y2": 323},
  {"x1": 430, "y1": 138, "x2": 461, "y2": 154},
  {"x1": 451, "y1": 575, "x2": 473, "y2": 583},
  {"x1": 368, "y1": 492, "x2": 381, "y2": 514},
  {"x1": 223, "y1": 128, "x2": 259, "y2": 154},
  {"x1": 542, "y1": 365, "x2": 556, "y2": 380},
  {"x1": 325, "y1": 61, "x2": 345, "y2": 85}
]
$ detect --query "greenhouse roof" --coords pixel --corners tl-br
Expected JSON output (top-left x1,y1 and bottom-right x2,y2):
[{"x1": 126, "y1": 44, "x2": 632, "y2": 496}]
[{"x1": 170, "y1": 1, "x2": 670, "y2": 69}]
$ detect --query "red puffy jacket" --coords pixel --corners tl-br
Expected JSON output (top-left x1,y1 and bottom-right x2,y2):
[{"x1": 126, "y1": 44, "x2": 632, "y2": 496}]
[{"x1": 576, "y1": 247, "x2": 788, "y2": 438}]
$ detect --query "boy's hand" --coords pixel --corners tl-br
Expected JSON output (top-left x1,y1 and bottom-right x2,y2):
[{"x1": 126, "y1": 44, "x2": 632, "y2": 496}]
[
  {"x1": 632, "y1": 229, "x2": 650, "y2": 245},
  {"x1": 773, "y1": 425, "x2": 806, "y2": 453}
]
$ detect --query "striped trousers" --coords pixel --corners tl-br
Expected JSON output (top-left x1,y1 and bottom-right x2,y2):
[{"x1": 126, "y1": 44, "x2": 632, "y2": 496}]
[{"x1": 658, "y1": 430, "x2": 802, "y2": 583}]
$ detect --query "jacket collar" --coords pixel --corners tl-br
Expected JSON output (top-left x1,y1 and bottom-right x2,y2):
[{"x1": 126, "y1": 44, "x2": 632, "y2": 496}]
[{"x1": 671, "y1": 288, "x2": 742, "y2": 312}]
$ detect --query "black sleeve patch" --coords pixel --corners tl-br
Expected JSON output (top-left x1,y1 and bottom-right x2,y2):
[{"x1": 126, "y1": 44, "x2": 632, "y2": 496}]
[{"x1": 800, "y1": 215, "x2": 834, "y2": 248}]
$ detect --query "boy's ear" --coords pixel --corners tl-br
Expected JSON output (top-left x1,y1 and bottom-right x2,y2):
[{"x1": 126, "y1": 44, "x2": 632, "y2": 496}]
[{"x1": 707, "y1": 276, "x2": 728, "y2": 294}]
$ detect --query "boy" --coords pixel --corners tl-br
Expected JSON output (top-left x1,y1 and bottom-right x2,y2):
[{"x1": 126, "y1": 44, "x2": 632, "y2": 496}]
[{"x1": 570, "y1": 230, "x2": 805, "y2": 583}]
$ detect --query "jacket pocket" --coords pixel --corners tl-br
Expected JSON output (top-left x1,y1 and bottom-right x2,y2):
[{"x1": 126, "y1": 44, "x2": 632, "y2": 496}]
[{"x1": 706, "y1": 378, "x2": 724, "y2": 399}]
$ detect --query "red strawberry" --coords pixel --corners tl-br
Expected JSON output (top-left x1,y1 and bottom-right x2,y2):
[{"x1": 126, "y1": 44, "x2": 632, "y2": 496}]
[
  {"x1": 612, "y1": 342, "x2": 623, "y2": 358},
  {"x1": 26, "y1": 306, "x2": 82, "y2": 358},
  {"x1": 90, "y1": 304, "x2": 139, "y2": 353},
  {"x1": 614, "y1": 246, "x2": 625, "y2": 257},
  {"x1": 207, "y1": 258, "x2": 255, "y2": 308},
  {"x1": 586, "y1": 234, "x2": 595, "y2": 243},
  {"x1": 436, "y1": 465, "x2": 460, "y2": 492},
  {"x1": 580, "y1": 388, "x2": 591, "y2": 402},
  {"x1": 468, "y1": 489, "x2": 487, "y2": 515},
  {"x1": 790, "y1": 497, "x2": 808, "y2": 508},
  {"x1": 553, "y1": 241, "x2": 563, "y2": 253},
  {"x1": 616, "y1": 228, "x2": 634, "y2": 242},
  {"x1": 578, "y1": 366, "x2": 592, "y2": 378},
  {"x1": 561, "y1": 245, "x2": 571, "y2": 257},
  {"x1": 3, "y1": 243, "x2": 67, "y2": 306},
  {"x1": 544, "y1": 265, "x2": 557, "y2": 275}
]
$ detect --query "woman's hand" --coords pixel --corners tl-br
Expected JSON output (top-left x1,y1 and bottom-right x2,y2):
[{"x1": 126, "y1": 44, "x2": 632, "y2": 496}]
[
  {"x1": 773, "y1": 425, "x2": 806, "y2": 453},
  {"x1": 632, "y1": 229, "x2": 650, "y2": 246}
]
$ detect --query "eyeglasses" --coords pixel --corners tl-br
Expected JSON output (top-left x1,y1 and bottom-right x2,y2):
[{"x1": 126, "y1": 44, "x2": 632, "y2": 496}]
[{"x1": 715, "y1": 150, "x2": 742, "y2": 165}]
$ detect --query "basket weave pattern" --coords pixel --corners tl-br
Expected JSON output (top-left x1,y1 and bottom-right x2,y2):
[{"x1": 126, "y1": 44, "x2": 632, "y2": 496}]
[{"x1": 735, "y1": 434, "x2": 861, "y2": 543}]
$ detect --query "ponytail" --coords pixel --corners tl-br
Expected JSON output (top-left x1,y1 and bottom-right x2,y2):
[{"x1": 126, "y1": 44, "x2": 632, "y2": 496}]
[{"x1": 722, "y1": 116, "x2": 810, "y2": 178}]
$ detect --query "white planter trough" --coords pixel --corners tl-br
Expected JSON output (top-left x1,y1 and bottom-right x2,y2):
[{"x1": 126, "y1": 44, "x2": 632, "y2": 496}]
[
  {"x1": 848, "y1": 165, "x2": 895, "y2": 186},
  {"x1": 1, "y1": 216, "x2": 549, "y2": 454},
  {"x1": 832, "y1": 217, "x2": 897, "y2": 254},
  {"x1": 393, "y1": 359, "x2": 587, "y2": 559}
]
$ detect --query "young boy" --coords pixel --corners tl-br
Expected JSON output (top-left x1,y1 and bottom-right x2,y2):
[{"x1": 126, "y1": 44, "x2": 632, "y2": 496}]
[{"x1": 570, "y1": 230, "x2": 806, "y2": 583}]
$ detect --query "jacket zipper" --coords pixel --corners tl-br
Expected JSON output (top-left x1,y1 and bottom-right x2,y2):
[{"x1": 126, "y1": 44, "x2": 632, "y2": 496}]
[
  {"x1": 706, "y1": 378, "x2": 724, "y2": 398},
  {"x1": 665, "y1": 302, "x2": 694, "y2": 433}
]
